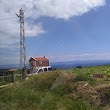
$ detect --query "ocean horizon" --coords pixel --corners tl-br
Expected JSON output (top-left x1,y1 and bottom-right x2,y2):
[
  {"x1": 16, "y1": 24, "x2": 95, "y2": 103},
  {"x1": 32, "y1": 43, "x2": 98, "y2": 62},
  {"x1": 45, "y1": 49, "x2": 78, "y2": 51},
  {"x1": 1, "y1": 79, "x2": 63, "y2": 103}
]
[{"x1": 0, "y1": 60, "x2": 110, "y2": 69}]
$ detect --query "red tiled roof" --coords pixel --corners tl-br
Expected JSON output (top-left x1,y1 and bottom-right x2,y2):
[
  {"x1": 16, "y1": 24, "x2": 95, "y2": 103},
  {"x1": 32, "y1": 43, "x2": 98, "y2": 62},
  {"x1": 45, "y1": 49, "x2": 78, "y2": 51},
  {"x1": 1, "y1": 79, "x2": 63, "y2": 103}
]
[
  {"x1": 30, "y1": 57, "x2": 49, "y2": 61},
  {"x1": 34, "y1": 57, "x2": 48, "y2": 61}
]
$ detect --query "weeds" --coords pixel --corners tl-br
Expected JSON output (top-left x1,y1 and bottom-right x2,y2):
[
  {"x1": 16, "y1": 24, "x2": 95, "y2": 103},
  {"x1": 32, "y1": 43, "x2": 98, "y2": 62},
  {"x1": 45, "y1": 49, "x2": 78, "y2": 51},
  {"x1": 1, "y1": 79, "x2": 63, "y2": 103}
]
[{"x1": 0, "y1": 67, "x2": 110, "y2": 110}]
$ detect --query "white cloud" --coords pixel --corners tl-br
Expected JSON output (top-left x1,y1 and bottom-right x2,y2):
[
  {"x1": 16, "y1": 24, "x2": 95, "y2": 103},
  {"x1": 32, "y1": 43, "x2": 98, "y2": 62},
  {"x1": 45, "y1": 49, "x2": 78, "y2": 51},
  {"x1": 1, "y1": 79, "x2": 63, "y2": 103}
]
[
  {"x1": 0, "y1": 55, "x2": 19, "y2": 65},
  {"x1": 1, "y1": 53, "x2": 110, "y2": 65},
  {"x1": 0, "y1": 0, "x2": 45, "y2": 49},
  {"x1": 49, "y1": 53, "x2": 110, "y2": 62},
  {"x1": 26, "y1": 23, "x2": 45, "y2": 37},
  {"x1": 25, "y1": 0, "x2": 106, "y2": 19},
  {"x1": 0, "y1": 54, "x2": 34, "y2": 65},
  {"x1": 0, "y1": 0, "x2": 106, "y2": 49}
]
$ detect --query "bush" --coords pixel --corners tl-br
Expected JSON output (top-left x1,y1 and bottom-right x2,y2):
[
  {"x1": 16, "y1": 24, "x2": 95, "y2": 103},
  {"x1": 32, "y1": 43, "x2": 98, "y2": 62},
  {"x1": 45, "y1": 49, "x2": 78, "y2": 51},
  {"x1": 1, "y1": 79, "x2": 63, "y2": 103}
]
[{"x1": 75, "y1": 73, "x2": 97, "y2": 85}]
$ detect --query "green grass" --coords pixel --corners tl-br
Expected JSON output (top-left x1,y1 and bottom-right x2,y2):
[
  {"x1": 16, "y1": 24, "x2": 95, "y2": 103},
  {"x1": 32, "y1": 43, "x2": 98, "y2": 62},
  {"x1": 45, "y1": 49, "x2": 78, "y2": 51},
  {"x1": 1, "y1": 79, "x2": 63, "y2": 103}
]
[
  {"x1": 0, "y1": 65, "x2": 110, "y2": 110},
  {"x1": 72, "y1": 65, "x2": 110, "y2": 75}
]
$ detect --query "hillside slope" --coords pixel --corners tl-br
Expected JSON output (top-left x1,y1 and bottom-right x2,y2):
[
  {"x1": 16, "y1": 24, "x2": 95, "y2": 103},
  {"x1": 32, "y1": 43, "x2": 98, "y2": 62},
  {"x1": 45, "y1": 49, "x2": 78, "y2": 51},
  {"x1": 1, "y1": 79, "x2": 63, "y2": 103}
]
[{"x1": 0, "y1": 68, "x2": 110, "y2": 110}]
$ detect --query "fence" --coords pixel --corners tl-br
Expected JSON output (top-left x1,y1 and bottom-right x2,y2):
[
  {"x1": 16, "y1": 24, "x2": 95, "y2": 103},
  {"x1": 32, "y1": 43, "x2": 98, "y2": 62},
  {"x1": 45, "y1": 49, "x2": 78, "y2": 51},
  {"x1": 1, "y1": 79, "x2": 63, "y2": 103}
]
[{"x1": 0, "y1": 69, "x2": 20, "y2": 86}]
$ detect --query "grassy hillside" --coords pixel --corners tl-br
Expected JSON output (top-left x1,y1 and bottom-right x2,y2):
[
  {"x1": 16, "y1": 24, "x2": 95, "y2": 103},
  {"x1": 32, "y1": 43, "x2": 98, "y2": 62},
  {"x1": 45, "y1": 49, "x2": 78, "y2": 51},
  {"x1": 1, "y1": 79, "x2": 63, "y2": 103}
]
[{"x1": 0, "y1": 65, "x2": 110, "y2": 110}]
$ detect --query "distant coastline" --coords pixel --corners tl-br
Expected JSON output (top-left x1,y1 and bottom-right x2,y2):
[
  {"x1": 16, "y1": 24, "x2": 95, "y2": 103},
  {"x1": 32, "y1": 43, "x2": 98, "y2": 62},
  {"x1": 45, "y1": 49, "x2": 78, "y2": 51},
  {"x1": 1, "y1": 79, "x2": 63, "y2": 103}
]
[{"x1": 0, "y1": 60, "x2": 110, "y2": 69}]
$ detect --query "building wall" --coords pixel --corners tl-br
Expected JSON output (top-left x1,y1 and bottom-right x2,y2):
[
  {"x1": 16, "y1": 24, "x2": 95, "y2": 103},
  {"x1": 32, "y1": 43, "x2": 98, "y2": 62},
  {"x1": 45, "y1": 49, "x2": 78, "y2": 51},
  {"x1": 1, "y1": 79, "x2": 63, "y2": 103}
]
[
  {"x1": 29, "y1": 59, "x2": 49, "y2": 67},
  {"x1": 36, "y1": 61, "x2": 49, "y2": 67}
]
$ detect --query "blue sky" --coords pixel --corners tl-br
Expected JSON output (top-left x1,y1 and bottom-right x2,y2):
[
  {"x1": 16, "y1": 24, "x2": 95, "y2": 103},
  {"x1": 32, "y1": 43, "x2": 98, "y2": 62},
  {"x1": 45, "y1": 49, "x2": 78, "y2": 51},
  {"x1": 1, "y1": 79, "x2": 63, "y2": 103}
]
[{"x1": 0, "y1": 0, "x2": 110, "y2": 64}]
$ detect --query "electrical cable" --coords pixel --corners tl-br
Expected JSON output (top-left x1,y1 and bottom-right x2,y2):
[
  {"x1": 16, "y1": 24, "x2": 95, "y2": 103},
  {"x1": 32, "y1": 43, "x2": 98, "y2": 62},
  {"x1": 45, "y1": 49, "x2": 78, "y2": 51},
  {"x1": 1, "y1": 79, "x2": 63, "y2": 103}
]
[{"x1": 0, "y1": 17, "x2": 17, "y2": 20}]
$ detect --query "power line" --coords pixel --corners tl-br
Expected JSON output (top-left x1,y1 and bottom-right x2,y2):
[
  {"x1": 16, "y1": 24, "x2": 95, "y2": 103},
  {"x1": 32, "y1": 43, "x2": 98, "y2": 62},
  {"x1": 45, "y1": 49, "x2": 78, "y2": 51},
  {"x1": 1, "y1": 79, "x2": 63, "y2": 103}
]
[
  {"x1": 0, "y1": 0, "x2": 40, "y2": 21},
  {"x1": 0, "y1": 17, "x2": 17, "y2": 20},
  {"x1": 25, "y1": 0, "x2": 40, "y2": 17}
]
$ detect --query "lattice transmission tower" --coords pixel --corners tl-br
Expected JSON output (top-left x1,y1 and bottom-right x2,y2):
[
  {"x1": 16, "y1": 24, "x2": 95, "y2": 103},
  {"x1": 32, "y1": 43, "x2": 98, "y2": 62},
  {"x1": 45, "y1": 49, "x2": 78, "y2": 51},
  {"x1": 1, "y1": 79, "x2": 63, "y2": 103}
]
[{"x1": 16, "y1": 8, "x2": 26, "y2": 80}]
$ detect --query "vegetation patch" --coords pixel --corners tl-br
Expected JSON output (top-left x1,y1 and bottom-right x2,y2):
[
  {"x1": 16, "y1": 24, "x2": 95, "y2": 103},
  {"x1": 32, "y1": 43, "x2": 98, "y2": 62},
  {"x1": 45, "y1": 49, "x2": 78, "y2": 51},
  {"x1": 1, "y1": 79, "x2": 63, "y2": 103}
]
[{"x1": 0, "y1": 66, "x2": 110, "y2": 110}]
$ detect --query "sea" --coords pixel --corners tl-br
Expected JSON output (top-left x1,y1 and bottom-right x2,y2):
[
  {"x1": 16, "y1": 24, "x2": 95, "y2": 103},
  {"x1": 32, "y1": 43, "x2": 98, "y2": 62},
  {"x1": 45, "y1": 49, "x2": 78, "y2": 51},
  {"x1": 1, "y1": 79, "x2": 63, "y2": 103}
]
[{"x1": 0, "y1": 60, "x2": 110, "y2": 69}]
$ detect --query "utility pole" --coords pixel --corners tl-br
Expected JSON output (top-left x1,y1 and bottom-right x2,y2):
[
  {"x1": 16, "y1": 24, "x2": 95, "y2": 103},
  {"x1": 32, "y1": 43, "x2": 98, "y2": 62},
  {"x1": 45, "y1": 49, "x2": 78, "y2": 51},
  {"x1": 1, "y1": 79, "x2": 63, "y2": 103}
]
[
  {"x1": 16, "y1": 8, "x2": 26, "y2": 80},
  {"x1": 0, "y1": 0, "x2": 2, "y2": 16}
]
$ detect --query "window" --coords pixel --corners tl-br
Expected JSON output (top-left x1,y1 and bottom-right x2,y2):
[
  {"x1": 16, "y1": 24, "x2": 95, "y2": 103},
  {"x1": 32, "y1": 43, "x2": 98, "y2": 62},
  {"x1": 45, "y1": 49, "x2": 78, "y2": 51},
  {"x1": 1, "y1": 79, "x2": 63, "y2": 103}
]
[
  {"x1": 44, "y1": 68, "x2": 47, "y2": 71},
  {"x1": 38, "y1": 69, "x2": 43, "y2": 73}
]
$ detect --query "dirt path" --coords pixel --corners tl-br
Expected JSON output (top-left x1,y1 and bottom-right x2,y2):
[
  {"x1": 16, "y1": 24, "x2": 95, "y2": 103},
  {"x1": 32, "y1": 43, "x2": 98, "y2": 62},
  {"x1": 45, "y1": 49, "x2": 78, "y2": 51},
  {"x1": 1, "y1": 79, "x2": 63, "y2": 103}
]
[{"x1": 0, "y1": 83, "x2": 13, "y2": 89}]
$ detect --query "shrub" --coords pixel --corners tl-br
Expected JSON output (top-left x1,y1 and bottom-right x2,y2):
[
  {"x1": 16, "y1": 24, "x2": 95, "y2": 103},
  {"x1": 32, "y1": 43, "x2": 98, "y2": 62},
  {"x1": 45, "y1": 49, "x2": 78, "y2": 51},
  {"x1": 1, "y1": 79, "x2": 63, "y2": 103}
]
[{"x1": 75, "y1": 73, "x2": 97, "y2": 85}]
